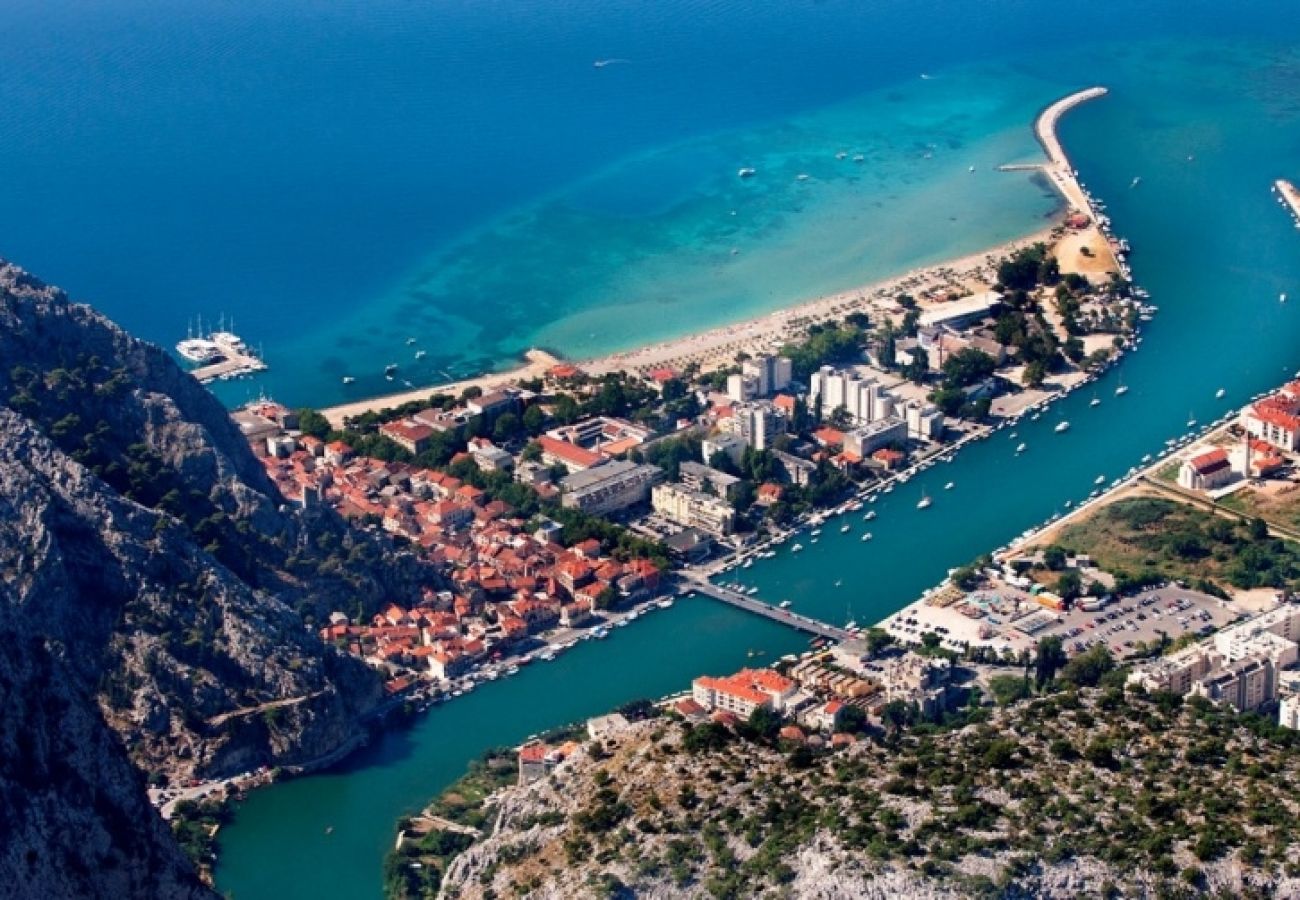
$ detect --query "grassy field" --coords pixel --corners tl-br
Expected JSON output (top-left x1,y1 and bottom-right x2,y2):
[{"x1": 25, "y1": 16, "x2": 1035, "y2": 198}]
[
  {"x1": 1218, "y1": 481, "x2": 1300, "y2": 532},
  {"x1": 1046, "y1": 496, "x2": 1300, "y2": 594}
]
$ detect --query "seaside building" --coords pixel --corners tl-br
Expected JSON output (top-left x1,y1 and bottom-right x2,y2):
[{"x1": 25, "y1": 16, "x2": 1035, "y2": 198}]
[
  {"x1": 1241, "y1": 392, "x2": 1300, "y2": 452},
  {"x1": 917, "y1": 290, "x2": 1002, "y2": 330},
  {"x1": 843, "y1": 417, "x2": 908, "y2": 459},
  {"x1": 692, "y1": 668, "x2": 797, "y2": 718},
  {"x1": 379, "y1": 420, "x2": 435, "y2": 455},
  {"x1": 900, "y1": 399, "x2": 945, "y2": 441},
  {"x1": 720, "y1": 400, "x2": 788, "y2": 451},
  {"x1": 808, "y1": 366, "x2": 895, "y2": 425},
  {"x1": 1177, "y1": 448, "x2": 1234, "y2": 491},
  {"x1": 727, "y1": 354, "x2": 793, "y2": 402},
  {"x1": 559, "y1": 459, "x2": 661, "y2": 515},
  {"x1": 651, "y1": 483, "x2": 736, "y2": 536},
  {"x1": 772, "y1": 449, "x2": 815, "y2": 486},
  {"x1": 1280, "y1": 694, "x2": 1300, "y2": 730},
  {"x1": 546, "y1": 417, "x2": 654, "y2": 459}
]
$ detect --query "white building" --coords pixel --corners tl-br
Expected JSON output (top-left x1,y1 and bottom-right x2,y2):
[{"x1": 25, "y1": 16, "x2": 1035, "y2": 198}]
[
  {"x1": 808, "y1": 366, "x2": 894, "y2": 425},
  {"x1": 917, "y1": 290, "x2": 1002, "y2": 330},
  {"x1": 722, "y1": 400, "x2": 788, "y2": 451},
  {"x1": 692, "y1": 668, "x2": 798, "y2": 717},
  {"x1": 651, "y1": 483, "x2": 736, "y2": 536},
  {"x1": 726, "y1": 354, "x2": 793, "y2": 402},
  {"x1": 1280, "y1": 694, "x2": 1300, "y2": 730},
  {"x1": 843, "y1": 417, "x2": 908, "y2": 458},
  {"x1": 702, "y1": 432, "x2": 746, "y2": 466},
  {"x1": 559, "y1": 460, "x2": 662, "y2": 515},
  {"x1": 1177, "y1": 448, "x2": 1234, "y2": 491},
  {"x1": 901, "y1": 400, "x2": 945, "y2": 441}
]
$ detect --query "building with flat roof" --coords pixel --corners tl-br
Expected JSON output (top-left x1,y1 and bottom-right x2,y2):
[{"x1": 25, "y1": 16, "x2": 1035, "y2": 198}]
[
  {"x1": 721, "y1": 400, "x2": 787, "y2": 451},
  {"x1": 560, "y1": 459, "x2": 662, "y2": 515},
  {"x1": 917, "y1": 291, "x2": 1002, "y2": 330},
  {"x1": 679, "y1": 461, "x2": 742, "y2": 501},
  {"x1": 808, "y1": 366, "x2": 895, "y2": 426},
  {"x1": 652, "y1": 483, "x2": 736, "y2": 536},
  {"x1": 843, "y1": 417, "x2": 907, "y2": 458}
]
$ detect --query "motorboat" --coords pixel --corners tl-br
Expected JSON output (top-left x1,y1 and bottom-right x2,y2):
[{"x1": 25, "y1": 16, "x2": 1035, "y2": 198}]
[
  {"x1": 861, "y1": 532, "x2": 873, "y2": 542},
  {"x1": 917, "y1": 492, "x2": 932, "y2": 510},
  {"x1": 1055, "y1": 421, "x2": 1071, "y2": 433},
  {"x1": 1215, "y1": 388, "x2": 1226, "y2": 399},
  {"x1": 1016, "y1": 443, "x2": 1027, "y2": 453},
  {"x1": 737, "y1": 167, "x2": 757, "y2": 178},
  {"x1": 944, "y1": 482, "x2": 954, "y2": 490},
  {"x1": 341, "y1": 376, "x2": 356, "y2": 384}
]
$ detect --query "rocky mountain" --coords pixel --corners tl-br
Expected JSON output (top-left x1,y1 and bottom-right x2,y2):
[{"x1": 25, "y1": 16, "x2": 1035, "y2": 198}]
[
  {"x1": 0, "y1": 260, "x2": 432, "y2": 897},
  {"x1": 435, "y1": 688, "x2": 1300, "y2": 899}
]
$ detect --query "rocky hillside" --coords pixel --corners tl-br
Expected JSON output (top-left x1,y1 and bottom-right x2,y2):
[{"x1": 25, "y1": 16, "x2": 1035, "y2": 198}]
[
  {"x1": 0, "y1": 259, "x2": 432, "y2": 896},
  {"x1": 438, "y1": 688, "x2": 1300, "y2": 899}
]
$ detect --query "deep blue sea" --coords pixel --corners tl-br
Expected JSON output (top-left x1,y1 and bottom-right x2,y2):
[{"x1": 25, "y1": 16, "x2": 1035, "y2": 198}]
[
  {"x1": 6, "y1": 2, "x2": 1300, "y2": 897},
  {"x1": 2, "y1": 0, "x2": 1290, "y2": 409}
]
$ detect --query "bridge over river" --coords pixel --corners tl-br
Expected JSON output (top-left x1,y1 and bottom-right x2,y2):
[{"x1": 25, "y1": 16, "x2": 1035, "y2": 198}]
[{"x1": 680, "y1": 577, "x2": 855, "y2": 643}]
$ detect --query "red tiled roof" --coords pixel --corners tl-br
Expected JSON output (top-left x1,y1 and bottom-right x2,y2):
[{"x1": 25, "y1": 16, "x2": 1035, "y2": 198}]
[
  {"x1": 1188, "y1": 448, "x2": 1230, "y2": 475},
  {"x1": 537, "y1": 435, "x2": 603, "y2": 468}
]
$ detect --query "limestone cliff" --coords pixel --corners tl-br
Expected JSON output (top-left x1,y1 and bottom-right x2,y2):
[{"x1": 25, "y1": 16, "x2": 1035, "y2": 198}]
[{"x1": 0, "y1": 259, "x2": 431, "y2": 896}]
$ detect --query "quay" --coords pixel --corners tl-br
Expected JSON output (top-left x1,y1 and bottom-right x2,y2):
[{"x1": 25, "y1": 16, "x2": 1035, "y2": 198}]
[
  {"x1": 681, "y1": 577, "x2": 854, "y2": 642},
  {"x1": 190, "y1": 347, "x2": 268, "y2": 384},
  {"x1": 1273, "y1": 179, "x2": 1300, "y2": 229}
]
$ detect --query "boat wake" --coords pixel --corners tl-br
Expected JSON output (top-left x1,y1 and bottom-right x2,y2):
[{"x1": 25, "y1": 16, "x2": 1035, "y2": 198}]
[{"x1": 593, "y1": 58, "x2": 632, "y2": 68}]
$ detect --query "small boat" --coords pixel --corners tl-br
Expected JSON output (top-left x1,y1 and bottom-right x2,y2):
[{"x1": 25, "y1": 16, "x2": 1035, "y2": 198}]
[
  {"x1": 792, "y1": 543, "x2": 803, "y2": 553},
  {"x1": 1115, "y1": 382, "x2": 1129, "y2": 396},
  {"x1": 746, "y1": 586, "x2": 759, "y2": 596},
  {"x1": 1187, "y1": 413, "x2": 1197, "y2": 427},
  {"x1": 917, "y1": 492, "x2": 932, "y2": 510},
  {"x1": 1055, "y1": 421, "x2": 1071, "y2": 433},
  {"x1": 796, "y1": 173, "x2": 810, "y2": 181},
  {"x1": 406, "y1": 337, "x2": 416, "y2": 345},
  {"x1": 1130, "y1": 176, "x2": 1141, "y2": 188},
  {"x1": 864, "y1": 510, "x2": 876, "y2": 521},
  {"x1": 944, "y1": 482, "x2": 954, "y2": 491},
  {"x1": 968, "y1": 165, "x2": 976, "y2": 173},
  {"x1": 778, "y1": 600, "x2": 793, "y2": 609},
  {"x1": 1016, "y1": 443, "x2": 1027, "y2": 453},
  {"x1": 840, "y1": 524, "x2": 851, "y2": 533},
  {"x1": 341, "y1": 376, "x2": 356, "y2": 384},
  {"x1": 1141, "y1": 454, "x2": 1152, "y2": 463},
  {"x1": 835, "y1": 151, "x2": 847, "y2": 160},
  {"x1": 415, "y1": 350, "x2": 427, "y2": 359},
  {"x1": 384, "y1": 363, "x2": 398, "y2": 376},
  {"x1": 1282, "y1": 293, "x2": 1288, "y2": 303},
  {"x1": 1090, "y1": 393, "x2": 1101, "y2": 407},
  {"x1": 1215, "y1": 388, "x2": 1226, "y2": 399},
  {"x1": 861, "y1": 532, "x2": 873, "y2": 542},
  {"x1": 658, "y1": 599, "x2": 674, "y2": 609},
  {"x1": 811, "y1": 528, "x2": 822, "y2": 537},
  {"x1": 1094, "y1": 475, "x2": 1106, "y2": 485},
  {"x1": 852, "y1": 154, "x2": 865, "y2": 163},
  {"x1": 737, "y1": 167, "x2": 757, "y2": 178}
]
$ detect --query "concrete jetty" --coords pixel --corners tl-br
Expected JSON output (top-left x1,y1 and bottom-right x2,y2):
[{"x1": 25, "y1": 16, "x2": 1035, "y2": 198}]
[
  {"x1": 1274, "y1": 179, "x2": 1300, "y2": 229},
  {"x1": 682, "y1": 577, "x2": 853, "y2": 642},
  {"x1": 1033, "y1": 86, "x2": 1108, "y2": 215}
]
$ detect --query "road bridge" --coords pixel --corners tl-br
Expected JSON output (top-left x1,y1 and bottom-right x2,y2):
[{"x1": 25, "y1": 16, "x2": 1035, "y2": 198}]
[{"x1": 681, "y1": 578, "x2": 854, "y2": 642}]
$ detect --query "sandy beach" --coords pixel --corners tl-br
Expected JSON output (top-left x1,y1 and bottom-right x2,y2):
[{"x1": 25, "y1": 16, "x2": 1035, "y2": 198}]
[{"x1": 319, "y1": 88, "x2": 1106, "y2": 429}]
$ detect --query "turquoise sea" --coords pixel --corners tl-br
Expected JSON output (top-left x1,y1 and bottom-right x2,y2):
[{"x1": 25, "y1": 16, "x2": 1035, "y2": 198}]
[{"x1": 4, "y1": 1, "x2": 1300, "y2": 898}]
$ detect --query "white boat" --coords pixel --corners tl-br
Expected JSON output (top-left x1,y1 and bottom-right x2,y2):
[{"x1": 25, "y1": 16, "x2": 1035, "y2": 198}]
[
  {"x1": 864, "y1": 510, "x2": 876, "y2": 521},
  {"x1": 658, "y1": 599, "x2": 674, "y2": 609},
  {"x1": 1141, "y1": 454, "x2": 1152, "y2": 463},
  {"x1": 1094, "y1": 475, "x2": 1106, "y2": 485},
  {"x1": 944, "y1": 482, "x2": 954, "y2": 491},
  {"x1": 1055, "y1": 421, "x2": 1071, "y2": 433},
  {"x1": 1016, "y1": 443, "x2": 1027, "y2": 453},
  {"x1": 1090, "y1": 395, "x2": 1101, "y2": 407},
  {"x1": 917, "y1": 492, "x2": 932, "y2": 510},
  {"x1": 1131, "y1": 176, "x2": 1141, "y2": 188},
  {"x1": 1187, "y1": 411, "x2": 1197, "y2": 427},
  {"x1": 1115, "y1": 383, "x2": 1129, "y2": 396},
  {"x1": 796, "y1": 173, "x2": 810, "y2": 181},
  {"x1": 779, "y1": 600, "x2": 793, "y2": 609},
  {"x1": 746, "y1": 586, "x2": 759, "y2": 596},
  {"x1": 811, "y1": 528, "x2": 822, "y2": 537},
  {"x1": 1215, "y1": 388, "x2": 1226, "y2": 399},
  {"x1": 1282, "y1": 293, "x2": 1288, "y2": 303},
  {"x1": 840, "y1": 524, "x2": 851, "y2": 533},
  {"x1": 861, "y1": 532, "x2": 873, "y2": 542},
  {"x1": 341, "y1": 376, "x2": 356, "y2": 384},
  {"x1": 792, "y1": 543, "x2": 803, "y2": 553},
  {"x1": 737, "y1": 167, "x2": 757, "y2": 178},
  {"x1": 968, "y1": 165, "x2": 976, "y2": 173},
  {"x1": 415, "y1": 350, "x2": 427, "y2": 359}
]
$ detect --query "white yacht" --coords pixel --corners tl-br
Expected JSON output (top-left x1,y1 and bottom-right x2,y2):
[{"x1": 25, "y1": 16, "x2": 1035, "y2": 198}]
[
  {"x1": 737, "y1": 167, "x2": 757, "y2": 178},
  {"x1": 944, "y1": 482, "x2": 954, "y2": 490},
  {"x1": 1055, "y1": 421, "x2": 1071, "y2": 433},
  {"x1": 341, "y1": 376, "x2": 356, "y2": 385},
  {"x1": 861, "y1": 532, "x2": 873, "y2": 542},
  {"x1": 1016, "y1": 442, "x2": 1027, "y2": 453},
  {"x1": 1215, "y1": 388, "x2": 1226, "y2": 399},
  {"x1": 917, "y1": 492, "x2": 932, "y2": 510}
]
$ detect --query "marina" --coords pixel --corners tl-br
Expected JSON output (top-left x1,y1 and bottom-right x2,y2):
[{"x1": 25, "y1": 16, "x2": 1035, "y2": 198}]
[{"x1": 177, "y1": 320, "x2": 268, "y2": 384}]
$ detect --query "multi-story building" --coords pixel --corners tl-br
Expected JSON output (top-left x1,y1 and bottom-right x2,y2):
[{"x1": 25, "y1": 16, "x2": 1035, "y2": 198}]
[
  {"x1": 1279, "y1": 694, "x2": 1300, "y2": 730},
  {"x1": 702, "y1": 432, "x2": 746, "y2": 466},
  {"x1": 1242, "y1": 395, "x2": 1300, "y2": 452},
  {"x1": 843, "y1": 417, "x2": 908, "y2": 458},
  {"x1": 679, "y1": 461, "x2": 742, "y2": 501},
  {"x1": 1192, "y1": 657, "x2": 1276, "y2": 712},
  {"x1": 379, "y1": 420, "x2": 435, "y2": 455},
  {"x1": 651, "y1": 483, "x2": 736, "y2": 536},
  {"x1": 808, "y1": 366, "x2": 895, "y2": 425},
  {"x1": 559, "y1": 459, "x2": 662, "y2": 515},
  {"x1": 726, "y1": 354, "x2": 794, "y2": 402},
  {"x1": 721, "y1": 400, "x2": 788, "y2": 451},
  {"x1": 692, "y1": 668, "x2": 797, "y2": 717},
  {"x1": 900, "y1": 399, "x2": 945, "y2": 441}
]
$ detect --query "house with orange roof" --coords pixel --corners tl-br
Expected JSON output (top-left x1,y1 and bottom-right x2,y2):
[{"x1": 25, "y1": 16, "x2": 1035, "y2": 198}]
[
  {"x1": 692, "y1": 668, "x2": 797, "y2": 718},
  {"x1": 755, "y1": 482, "x2": 784, "y2": 506},
  {"x1": 537, "y1": 435, "x2": 605, "y2": 472},
  {"x1": 1243, "y1": 399, "x2": 1300, "y2": 452},
  {"x1": 1177, "y1": 448, "x2": 1235, "y2": 492}
]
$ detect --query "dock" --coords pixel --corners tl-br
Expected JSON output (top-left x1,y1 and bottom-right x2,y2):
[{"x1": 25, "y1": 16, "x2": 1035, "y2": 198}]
[
  {"x1": 187, "y1": 332, "x2": 268, "y2": 384},
  {"x1": 1274, "y1": 179, "x2": 1300, "y2": 229},
  {"x1": 682, "y1": 578, "x2": 853, "y2": 642}
]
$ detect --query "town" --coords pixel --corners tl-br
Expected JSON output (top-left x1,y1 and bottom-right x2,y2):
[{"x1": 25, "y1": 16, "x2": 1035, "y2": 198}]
[{"x1": 224, "y1": 227, "x2": 1148, "y2": 703}]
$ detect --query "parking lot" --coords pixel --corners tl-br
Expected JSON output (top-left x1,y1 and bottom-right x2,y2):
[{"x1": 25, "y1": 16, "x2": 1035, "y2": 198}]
[{"x1": 1027, "y1": 585, "x2": 1243, "y2": 658}]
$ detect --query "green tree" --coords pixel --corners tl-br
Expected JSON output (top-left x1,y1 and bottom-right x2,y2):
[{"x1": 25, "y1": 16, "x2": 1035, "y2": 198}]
[
  {"x1": 1034, "y1": 636, "x2": 1067, "y2": 689},
  {"x1": 295, "y1": 407, "x2": 332, "y2": 440},
  {"x1": 1022, "y1": 360, "x2": 1046, "y2": 388},
  {"x1": 492, "y1": 412, "x2": 522, "y2": 443},
  {"x1": 522, "y1": 404, "x2": 547, "y2": 435},
  {"x1": 1042, "y1": 545, "x2": 1067, "y2": 570}
]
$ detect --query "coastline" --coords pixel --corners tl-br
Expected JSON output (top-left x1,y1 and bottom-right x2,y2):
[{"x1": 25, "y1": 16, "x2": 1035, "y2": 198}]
[{"x1": 316, "y1": 88, "x2": 1112, "y2": 430}]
